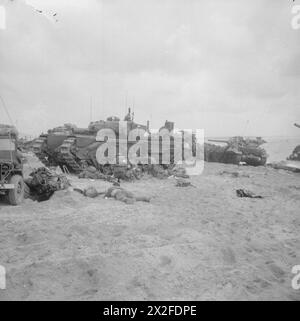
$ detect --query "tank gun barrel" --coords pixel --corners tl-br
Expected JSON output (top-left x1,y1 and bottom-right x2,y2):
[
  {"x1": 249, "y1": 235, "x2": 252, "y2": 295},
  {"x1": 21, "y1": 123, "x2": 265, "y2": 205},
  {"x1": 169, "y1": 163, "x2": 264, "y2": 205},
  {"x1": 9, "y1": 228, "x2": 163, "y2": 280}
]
[
  {"x1": 73, "y1": 127, "x2": 91, "y2": 135},
  {"x1": 208, "y1": 139, "x2": 229, "y2": 144}
]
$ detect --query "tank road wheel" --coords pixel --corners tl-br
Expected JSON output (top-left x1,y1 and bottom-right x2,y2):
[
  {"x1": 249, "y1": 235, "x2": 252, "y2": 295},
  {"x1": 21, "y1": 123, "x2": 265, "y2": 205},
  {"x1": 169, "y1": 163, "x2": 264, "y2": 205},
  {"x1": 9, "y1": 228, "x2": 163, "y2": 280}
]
[{"x1": 7, "y1": 175, "x2": 25, "y2": 206}]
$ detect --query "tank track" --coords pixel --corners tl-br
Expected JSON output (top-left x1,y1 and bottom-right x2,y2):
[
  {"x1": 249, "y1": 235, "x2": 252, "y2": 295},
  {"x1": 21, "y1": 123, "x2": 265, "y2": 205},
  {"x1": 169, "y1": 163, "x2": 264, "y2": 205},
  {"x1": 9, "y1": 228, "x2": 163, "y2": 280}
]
[
  {"x1": 32, "y1": 137, "x2": 52, "y2": 167},
  {"x1": 60, "y1": 137, "x2": 82, "y2": 173}
]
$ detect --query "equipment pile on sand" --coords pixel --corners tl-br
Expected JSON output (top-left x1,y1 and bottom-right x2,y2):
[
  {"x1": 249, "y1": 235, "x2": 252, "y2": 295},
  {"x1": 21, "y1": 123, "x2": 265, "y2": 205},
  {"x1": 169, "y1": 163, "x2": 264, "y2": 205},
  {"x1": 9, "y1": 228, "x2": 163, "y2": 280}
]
[
  {"x1": 77, "y1": 163, "x2": 189, "y2": 182},
  {"x1": 268, "y1": 161, "x2": 300, "y2": 173},
  {"x1": 78, "y1": 166, "x2": 111, "y2": 180},
  {"x1": 25, "y1": 167, "x2": 70, "y2": 202},
  {"x1": 78, "y1": 164, "x2": 142, "y2": 182},
  {"x1": 236, "y1": 189, "x2": 263, "y2": 199},
  {"x1": 175, "y1": 177, "x2": 195, "y2": 188}
]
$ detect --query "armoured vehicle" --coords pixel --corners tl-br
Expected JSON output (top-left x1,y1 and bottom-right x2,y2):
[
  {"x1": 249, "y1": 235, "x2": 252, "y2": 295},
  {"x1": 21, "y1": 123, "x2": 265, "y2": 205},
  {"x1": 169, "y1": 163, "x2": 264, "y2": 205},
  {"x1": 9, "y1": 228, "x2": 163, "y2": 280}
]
[
  {"x1": 33, "y1": 110, "x2": 192, "y2": 173},
  {"x1": 58, "y1": 108, "x2": 150, "y2": 173},
  {"x1": 152, "y1": 121, "x2": 197, "y2": 165},
  {"x1": 33, "y1": 123, "x2": 78, "y2": 168},
  {"x1": 206, "y1": 136, "x2": 268, "y2": 166},
  {"x1": 0, "y1": 125, "x2": 25, "y2": 205},
  {"x1": 32, "y1": 109, "x2": 149, "y2": 173}
]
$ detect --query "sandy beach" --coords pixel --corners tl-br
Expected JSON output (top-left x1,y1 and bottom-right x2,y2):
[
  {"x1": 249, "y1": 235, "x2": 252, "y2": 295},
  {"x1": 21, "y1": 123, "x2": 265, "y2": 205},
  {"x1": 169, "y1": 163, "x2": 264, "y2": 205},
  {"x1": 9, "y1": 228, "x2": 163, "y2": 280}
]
[
  {"x1": 2, "y1": 0, "x2": 300, "y2": 305},
  {"x1": 0, "y1": 157, "x2": 299, "y2": 301}
]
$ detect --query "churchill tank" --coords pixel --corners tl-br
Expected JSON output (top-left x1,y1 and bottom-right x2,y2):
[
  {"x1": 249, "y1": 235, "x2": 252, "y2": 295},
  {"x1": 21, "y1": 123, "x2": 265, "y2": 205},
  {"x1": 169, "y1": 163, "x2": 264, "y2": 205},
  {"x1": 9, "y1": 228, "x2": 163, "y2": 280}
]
[
  {"x1": 59, "y1": 115, "x2": 196, "y2": 173},
  {"x1": 205, "y1": 136, "x2": 268, "y2": 166},
  {"x1": 58, "y1": 108, "x2": 150, "y2": 173},
  {"x1": 33, "y1": 124, "x2": 78, "y2": 167},
  {"x1": 34, "y1": 110, "x2": 191, "y2": 173}
]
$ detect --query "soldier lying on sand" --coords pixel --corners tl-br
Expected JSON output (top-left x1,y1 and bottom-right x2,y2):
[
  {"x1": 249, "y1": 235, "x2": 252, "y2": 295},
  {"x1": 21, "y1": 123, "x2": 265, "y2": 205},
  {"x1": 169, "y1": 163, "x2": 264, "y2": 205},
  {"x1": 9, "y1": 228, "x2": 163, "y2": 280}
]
[
  {"x1": 104, "y1": 186, "x2": 150, "y2": 204},
  {"x1": 74, "y1": 185, "x2": 150, "y2": 204}
]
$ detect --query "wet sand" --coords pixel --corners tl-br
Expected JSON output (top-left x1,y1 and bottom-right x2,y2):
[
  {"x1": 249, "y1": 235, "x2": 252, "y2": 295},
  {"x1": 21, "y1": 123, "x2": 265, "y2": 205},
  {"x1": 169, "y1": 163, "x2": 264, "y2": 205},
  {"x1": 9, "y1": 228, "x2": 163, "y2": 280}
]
[{"x1": 0, "y1": 159, "x2": 299, "y2": 300}]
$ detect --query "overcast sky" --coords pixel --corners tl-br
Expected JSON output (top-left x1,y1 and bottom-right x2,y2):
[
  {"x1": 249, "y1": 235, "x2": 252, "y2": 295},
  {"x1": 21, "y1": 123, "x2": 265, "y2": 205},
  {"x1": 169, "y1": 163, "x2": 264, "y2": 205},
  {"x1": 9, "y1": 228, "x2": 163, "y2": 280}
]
[{"x1": 0, "y1": 0, "x2": 300, "y2": 137}]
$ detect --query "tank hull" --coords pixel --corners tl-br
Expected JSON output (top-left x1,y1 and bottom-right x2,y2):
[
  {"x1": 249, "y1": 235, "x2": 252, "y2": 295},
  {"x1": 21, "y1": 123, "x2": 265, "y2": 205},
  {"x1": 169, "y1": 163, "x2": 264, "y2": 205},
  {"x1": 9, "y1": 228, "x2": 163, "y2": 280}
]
[{"x1": 204, "y1": 137, "x2": 268, "y2": 166}]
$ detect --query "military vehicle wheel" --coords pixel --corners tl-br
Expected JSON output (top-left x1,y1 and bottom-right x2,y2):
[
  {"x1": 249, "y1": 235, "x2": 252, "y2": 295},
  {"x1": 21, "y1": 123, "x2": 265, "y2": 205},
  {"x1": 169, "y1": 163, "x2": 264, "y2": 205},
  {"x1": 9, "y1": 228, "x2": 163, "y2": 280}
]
[{"x1": 8, "y1": 175, "x2": 25, "y2": 205}]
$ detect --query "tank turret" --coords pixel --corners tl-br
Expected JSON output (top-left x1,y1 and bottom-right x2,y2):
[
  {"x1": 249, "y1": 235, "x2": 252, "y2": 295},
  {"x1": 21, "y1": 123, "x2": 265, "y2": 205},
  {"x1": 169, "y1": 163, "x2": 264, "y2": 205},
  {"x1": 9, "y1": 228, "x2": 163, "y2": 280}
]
[{"x1": 206, "y1": 136, "x2": 268, "y2": 166}]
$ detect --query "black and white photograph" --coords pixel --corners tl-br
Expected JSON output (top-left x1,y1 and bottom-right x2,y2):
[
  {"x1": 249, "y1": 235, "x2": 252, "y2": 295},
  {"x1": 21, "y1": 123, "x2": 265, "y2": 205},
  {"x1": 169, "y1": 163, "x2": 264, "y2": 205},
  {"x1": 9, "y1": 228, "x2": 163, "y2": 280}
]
[{"x1": 0, "y1": 0, "x2": 300, "y2": 304}]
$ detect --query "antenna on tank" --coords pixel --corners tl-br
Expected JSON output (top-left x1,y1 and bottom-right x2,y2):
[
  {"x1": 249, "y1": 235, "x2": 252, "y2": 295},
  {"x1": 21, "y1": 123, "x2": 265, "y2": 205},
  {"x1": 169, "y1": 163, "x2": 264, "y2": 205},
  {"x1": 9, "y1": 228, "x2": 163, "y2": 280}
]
[
  {"x1": 125, "y1": 91, "x2": 128, "y2": 111},
  {"x1": 90, "y1": 96, "x2": 93, "y2": 122},
  {"x1": 0, "y1": 94, "x2": 15, "y2": 126},
  {"x1": 132, "y1": 98, "x2": 135, "y2": 121}
]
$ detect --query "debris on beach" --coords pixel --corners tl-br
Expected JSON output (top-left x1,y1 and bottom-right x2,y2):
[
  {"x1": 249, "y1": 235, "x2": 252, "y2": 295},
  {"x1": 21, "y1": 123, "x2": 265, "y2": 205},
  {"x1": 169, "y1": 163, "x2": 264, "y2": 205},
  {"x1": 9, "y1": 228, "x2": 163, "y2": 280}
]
[
  {"x1": 175, "y1": 178, "x2": 195, "y2": 188},
  {"x1": 78, "y1": 163, "x2": 189, "y2": 182},
  {"x1": 25, "y1": 167, "x2": 70, "y2": 202},
  {"x1": 78, "y1": 164, "x2": 168, "y2": 181},
  {"x1": 219, "y1": 170, "x2": 250, "y2": 178},
  {"x1": 113, "y1": 165, "x2": 142, "y2": 181},
  {"x1": 268, "y1": 161, "x2": 300, "y2": 173},
  {"x1": 236, "y1": 189, "x2": 263, "y2": 199},
  {"x1": 171, "y1": 166, "x2": 190, "y2": 179},
  {"x1": 78, "y1": 166, "x2": 110, "y2": 180}
]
